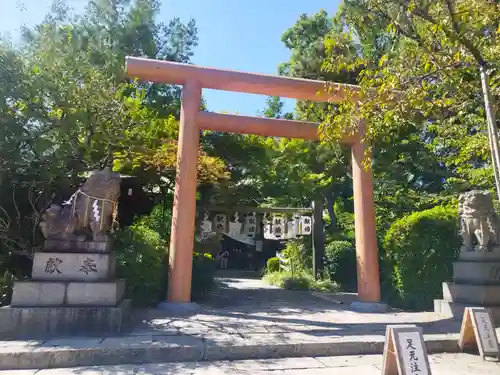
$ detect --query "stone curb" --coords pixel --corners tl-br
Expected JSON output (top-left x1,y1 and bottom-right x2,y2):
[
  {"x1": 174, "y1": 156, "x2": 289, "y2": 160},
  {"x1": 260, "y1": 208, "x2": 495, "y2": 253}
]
[{"x1": 0, "y1": 334, "x2": 461, "y2": 370}]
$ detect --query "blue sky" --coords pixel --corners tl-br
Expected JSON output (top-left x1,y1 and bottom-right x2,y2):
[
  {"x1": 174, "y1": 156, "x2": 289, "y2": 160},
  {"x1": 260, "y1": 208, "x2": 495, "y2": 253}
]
[{"x1": 1, "y1": 0, "x2": 340, "y2": 116}]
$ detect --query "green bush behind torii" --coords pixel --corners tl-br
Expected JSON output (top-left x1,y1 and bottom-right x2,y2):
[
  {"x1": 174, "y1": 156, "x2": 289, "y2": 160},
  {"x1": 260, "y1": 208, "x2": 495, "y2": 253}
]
[{"x1": 383, "y1": 206, "x2": 461, "y2": 310}]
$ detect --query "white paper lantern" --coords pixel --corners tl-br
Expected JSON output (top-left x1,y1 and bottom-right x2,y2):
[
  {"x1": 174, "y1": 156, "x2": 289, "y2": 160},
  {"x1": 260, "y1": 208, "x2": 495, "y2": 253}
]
[
  {"x1": 228, "y1": 212, "x2": 242, "y2": 237},
  {"x1": 213, "y1": 213, "x2": 227, "y2": 232},
  {"x1": 244, "y1": 212, "x2": 257, "y2": 238},
  {"x1": 263, "y1": 214, "x2": 274, "y2": 240},
  {"x1": 298, "y1": 216, "x2": 312, "y2": 235},
  {"x1": 263, "y1": 223, "x2": 273, "y2": 239},
  {"x1": 282, "y1": 219, "x2": 297, "y2": 239},
  {"x1": 200, "y1": 212, "x2": 213, "y2": 234},
  {"x1": 272, "y1": 215, "x2": 285, "y2": 239}
]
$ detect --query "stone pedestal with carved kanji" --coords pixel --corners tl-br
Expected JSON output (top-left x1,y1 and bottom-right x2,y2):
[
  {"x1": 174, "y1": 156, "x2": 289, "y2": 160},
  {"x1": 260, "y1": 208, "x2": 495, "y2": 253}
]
[
  {"x1": 0, "y1": 168, "x2": 130, "y2": 339},
  {"x1": 1, "y1": 238, "x2": 130, "y2": 338},
  {"x1": 10, "y1": 243, "x2": 125, "y2": 307}
]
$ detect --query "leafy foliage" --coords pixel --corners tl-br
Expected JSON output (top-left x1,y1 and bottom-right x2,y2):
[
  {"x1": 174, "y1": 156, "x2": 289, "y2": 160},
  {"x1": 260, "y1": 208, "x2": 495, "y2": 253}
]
[
  {"x1": 264, "y1": 239, "x2": 338, "y2": 293},
  {"x1": 266, "y1": 257, "x2": 280, "y2": 273},
  {"x1": 322, "y1": 0, "x2": 500, "y2": 192},
  {"x1": 383, "y1": 206, "x2": 460, "y2": 309},
  {"x1": 135, "y1": 204, "x2": 172, "y2": 242},
  {"x1": 324, "y1": 240, "x2": 357, "y2": 291},
  {"x1": 315, "y1": 1, "x2": 498, "y2": 308},
  {"x1": 251, "y1": 9, "x2": 476, "y2": 307},
  {"x1": 263, "y1": 271, "x2": 338, "y2": 292},
  {"x1": 0, "y1": 0, "x2": 229, "y2": 278},
  {"x1": 191, "y1": 252, "x2": 216, "y2": 301},
  {"x1": 0, "y1": 271, "x2": 14, "y2": 307},
  {"x1": 113, "y1": 209, "x2": 216, "y2": 305},
  {"x1": 113, "y1": 222, "x2": 166, "y2": 306},
  {"x1": 281, "y1": 240, "x2": 310, "y2": 273}
]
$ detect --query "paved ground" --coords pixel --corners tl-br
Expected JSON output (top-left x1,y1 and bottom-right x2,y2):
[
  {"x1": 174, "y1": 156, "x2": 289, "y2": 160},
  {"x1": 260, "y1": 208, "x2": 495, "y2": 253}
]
[
  {"x1": 133, "y1": 274, "x2": 469, "y2": 337},
  {"x1": 1, "y1": 273, "x2": 499, "y2": 371},
  {"x1": 2, "y1": 353, "x2": 499, "y2": 374}
]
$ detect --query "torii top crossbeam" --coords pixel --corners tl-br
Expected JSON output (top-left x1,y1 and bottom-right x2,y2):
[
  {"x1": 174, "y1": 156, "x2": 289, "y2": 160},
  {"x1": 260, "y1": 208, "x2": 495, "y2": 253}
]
[
  {"x1": 126, "y1": 56, "x2": 360, "y2": 103},
  {"x1": 126, "y1": 57, "x2": 359, "y2": 143}
]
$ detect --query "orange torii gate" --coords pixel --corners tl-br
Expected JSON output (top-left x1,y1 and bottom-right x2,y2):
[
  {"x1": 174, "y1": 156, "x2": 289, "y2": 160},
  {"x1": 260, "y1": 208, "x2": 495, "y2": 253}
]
[{"x1": 125, "y1": 57, "x2": 380, "y2": 304}]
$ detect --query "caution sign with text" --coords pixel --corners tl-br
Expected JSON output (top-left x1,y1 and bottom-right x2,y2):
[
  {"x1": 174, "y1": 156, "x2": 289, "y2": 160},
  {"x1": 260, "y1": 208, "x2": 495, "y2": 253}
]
[
  {"x1": 459, "y1": 307, "x2": 500, "y2": 360},
  {"x1": 382, "y1": 324, "x2": 432, "y2": 375}
]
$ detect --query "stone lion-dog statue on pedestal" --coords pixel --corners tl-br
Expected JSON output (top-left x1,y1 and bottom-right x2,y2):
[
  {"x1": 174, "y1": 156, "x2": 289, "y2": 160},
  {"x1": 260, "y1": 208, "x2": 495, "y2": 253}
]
[
  {"x1": 459, "y1": 190, "x2": 500, "y2": 252},
  {"x1": 39, "y1": 167, "x2": 121, "y2": 242}
]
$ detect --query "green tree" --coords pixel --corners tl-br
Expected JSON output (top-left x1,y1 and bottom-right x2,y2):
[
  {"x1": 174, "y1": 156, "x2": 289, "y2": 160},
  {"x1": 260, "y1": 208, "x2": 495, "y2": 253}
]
[
  {"x1": 262, "y1": 96, "x2": 293, "y2": 120},
  {"x1": 276, "y1": 10, "x2": 445, "y2": 232},
  {"x1": 0, "y1": 0, "x2": 227, "y2": 269},
  {"x1": 274, "y1": 11, "x2": 353, "y2": 228},
  {"x1": 280, "y1": 9, "x2": 359, "y2": 122},
  {"x1": 322, "y1": 0, "x2": 500, "y2": 197}
]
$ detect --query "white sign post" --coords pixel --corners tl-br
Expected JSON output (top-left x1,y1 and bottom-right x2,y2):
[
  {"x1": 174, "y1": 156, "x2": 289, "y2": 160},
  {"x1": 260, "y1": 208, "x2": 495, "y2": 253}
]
[
  {"x1": 382, "y1": 325, "x2": 432, "y2": 375},
  {"x1": 459, "y1": 307, "x2": 500, "y2": 360}
]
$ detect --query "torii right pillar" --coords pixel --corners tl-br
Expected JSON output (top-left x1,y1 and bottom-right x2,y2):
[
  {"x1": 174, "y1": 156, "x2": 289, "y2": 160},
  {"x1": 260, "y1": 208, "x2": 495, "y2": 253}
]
[{"x1": 351, "y1": 134, "x2": 381, "y2": 303}]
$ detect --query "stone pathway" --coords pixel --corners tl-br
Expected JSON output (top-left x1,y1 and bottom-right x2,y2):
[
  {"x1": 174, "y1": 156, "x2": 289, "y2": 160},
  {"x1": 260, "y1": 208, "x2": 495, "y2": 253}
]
[
  {"x1": 1, "y1": 274, "x2": 499, "y2": 370},
  {"x1": 2, "y1": 353, "x2": 500, "y2": 374},
  {"x1": 137, "y1": 274, "x2": 467, "y2": 338}
]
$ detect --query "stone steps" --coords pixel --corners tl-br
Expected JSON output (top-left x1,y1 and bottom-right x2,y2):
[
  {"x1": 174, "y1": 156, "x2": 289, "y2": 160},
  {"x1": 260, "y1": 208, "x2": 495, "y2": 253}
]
[
  {"x1": 434, "y1": 299, "x2": 500, "y2": 322},
  {"x1": 4, "y1": 353, "x2": 500, "y2": 375},
  {"x1": 0, "y1": 333, "x2": 462, "y2": 370}
]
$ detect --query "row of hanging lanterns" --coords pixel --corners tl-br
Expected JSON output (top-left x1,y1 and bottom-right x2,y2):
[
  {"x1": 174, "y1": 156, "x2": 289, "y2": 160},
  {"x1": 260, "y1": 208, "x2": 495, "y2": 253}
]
[{"x1": 198, "y1": 212, "x2": 312, "y2": 240}]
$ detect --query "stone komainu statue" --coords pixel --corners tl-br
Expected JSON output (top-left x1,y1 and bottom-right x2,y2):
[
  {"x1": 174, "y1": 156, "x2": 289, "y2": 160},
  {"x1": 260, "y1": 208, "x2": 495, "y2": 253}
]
[
  {"x1": 39, "y1": 168, "x2": 121, "y2": 242},
  {"x1": 459, "y1": 190, "x2": 500, "y2": 252}
]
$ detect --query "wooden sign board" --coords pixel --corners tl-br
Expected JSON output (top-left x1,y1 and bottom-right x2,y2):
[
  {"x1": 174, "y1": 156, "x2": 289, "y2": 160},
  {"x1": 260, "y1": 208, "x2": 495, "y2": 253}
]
[
  {"x1": 382, "y1": 325, "x2": 432, "y2": 375},
  {"x1": 459, "y1": 307, "x2": 500, "y2": 360}
]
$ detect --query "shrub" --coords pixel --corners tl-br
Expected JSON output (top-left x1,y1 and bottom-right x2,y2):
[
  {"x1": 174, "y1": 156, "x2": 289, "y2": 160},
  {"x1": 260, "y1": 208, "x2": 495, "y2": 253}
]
[
  {"x1": 282, "y1": 274, "x2": 310, "y2": 290},
  {"x1": 263, "y1": 271, "x2": 338, "y2": 292},
  {"x1": 266, "y1": 257, "x2": 280, "y2": 273},
  {"x1": 113, "y1": 223, "x2": 167, "y2": 306},
  {"x1": 311, "y1": 277, "x2": 339, "y2": 292},
  {"x1": 281, "y1": 240, "x2": 308, "y2": 273},
  {"x1": 334, "y1": 199, "x2": 355, "y2": 240},
  {"x1": 135, "y1": 204, "x2": 171, "y2": 242},
  {"x1": 383, "y1": 205, "x2": 460, "y2": 310},
  {"x1": 191, "y1": 252, "x2": 216, "y2": 301},
  {"x1": 0, "y1": 271, "x2": 13, "y2": 307},
  {"x1": 263, "y1": 271, "x2": 284, "y2": 287},
  {"x1": 264, "y1": 271, "x2": 307, "y2": 289},
  {"x1": 324, "y1": 240, "x2": 357, "y2": 291}
]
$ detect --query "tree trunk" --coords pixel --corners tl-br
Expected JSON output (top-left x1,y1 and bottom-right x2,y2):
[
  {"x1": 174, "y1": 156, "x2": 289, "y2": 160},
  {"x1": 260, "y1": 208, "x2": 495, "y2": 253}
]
[
  {"x1": 312, "y1": 198, "x2": 325, "y2": 280},
  {"x1": 325, "y1": 193, "x2": 337, "y2": 230},
  {"x1": 480, "y1": 65, "x2": 500, "y2": 202}
]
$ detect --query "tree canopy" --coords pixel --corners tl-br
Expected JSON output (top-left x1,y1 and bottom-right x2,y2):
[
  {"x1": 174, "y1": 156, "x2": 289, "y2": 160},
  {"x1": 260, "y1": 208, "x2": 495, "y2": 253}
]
[
  {"x1": 0, "y1": 0, "x2": 227, "y2": 258},
  {"x1": 322, "y1": 0, "x2": 499, "y2": 194}
]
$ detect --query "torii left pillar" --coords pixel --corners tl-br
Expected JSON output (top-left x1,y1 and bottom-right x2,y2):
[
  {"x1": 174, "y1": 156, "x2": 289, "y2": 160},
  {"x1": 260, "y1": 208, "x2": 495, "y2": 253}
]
[
  {"x1": 352, "y1": 137, "x2": 381, "y2": 303},
  {"x1": 168, "y1": 80, "x2": 201, "y2": 302}
]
